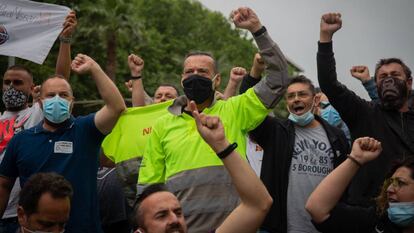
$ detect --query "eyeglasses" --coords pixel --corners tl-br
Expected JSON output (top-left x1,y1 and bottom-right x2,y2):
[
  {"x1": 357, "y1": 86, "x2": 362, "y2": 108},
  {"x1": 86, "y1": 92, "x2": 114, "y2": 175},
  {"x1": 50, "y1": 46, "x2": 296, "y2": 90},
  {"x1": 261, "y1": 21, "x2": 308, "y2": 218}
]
[
  {"x1": 386, "y1": 177, "x2": 414, "y2": 190},
  {"x1": 285, "y1": 91, "x2": 312, "y2": 101}
]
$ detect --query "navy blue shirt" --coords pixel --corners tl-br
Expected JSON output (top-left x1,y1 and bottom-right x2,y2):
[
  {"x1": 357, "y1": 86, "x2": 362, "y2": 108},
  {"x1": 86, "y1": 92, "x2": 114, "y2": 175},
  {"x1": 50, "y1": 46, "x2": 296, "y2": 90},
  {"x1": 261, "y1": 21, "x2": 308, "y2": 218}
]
[{"x1": 0, "y1": 114, "x2": 105, "y2": 233}]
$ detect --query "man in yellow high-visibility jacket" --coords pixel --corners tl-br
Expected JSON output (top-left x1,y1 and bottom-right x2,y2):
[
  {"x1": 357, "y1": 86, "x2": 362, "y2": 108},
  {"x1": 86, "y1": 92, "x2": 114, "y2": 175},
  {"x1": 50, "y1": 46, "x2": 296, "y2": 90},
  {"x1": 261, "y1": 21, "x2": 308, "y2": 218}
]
[{"x1": 138, "y1": 7, "x2": 289, "y2": 232}]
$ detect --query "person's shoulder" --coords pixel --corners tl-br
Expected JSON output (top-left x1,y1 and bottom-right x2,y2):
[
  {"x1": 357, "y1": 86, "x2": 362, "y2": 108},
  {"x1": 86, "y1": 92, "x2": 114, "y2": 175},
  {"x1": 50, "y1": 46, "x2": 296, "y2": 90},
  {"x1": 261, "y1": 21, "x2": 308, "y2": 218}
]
[
  {"x1": 73, "y1": 113, "x2": 95, "y2": 124},
  {"x1": 318, "y1": 116, "x2": 344, "y2": 134}
]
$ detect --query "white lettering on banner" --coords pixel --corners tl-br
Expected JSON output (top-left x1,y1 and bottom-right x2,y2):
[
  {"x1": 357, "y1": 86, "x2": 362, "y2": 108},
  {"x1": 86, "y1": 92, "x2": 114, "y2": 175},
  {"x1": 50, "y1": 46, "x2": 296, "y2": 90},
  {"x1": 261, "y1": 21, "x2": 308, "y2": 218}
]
[
  {"x1": 0, "y1": 0, "x2": 70, "y2": 64},
  {"x1": 54, "y1": 141, "x2": 73, "y2": 154},
  {"x1": 0, "y1": 3, "x2": 53, "y2": 24}
]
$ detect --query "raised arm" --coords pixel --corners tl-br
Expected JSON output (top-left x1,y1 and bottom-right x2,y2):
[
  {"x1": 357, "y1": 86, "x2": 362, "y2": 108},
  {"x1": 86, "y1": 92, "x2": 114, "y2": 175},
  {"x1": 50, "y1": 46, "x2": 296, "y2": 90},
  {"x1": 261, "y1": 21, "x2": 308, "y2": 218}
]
[
  {"x1": 56, "y1": 10, "x2": 77, "y2": 80},
  {"x1": 318, "y1": 13, "x2": 373, "y2": 126},
  {"x1": 239, "y1": 53, "x2": 265, "y2": 94},
  {"x1": 231, "y1": 7, "x2": 288, "y2": 108},
  {"x1": 350, "y1": 65, "x2": 379, "y2": 101},
  {"x1": 190, "y1": 101, "x2": 272, "y2": 233},
  {"x1": 125, "y1": 54, "x2": 146, "y2": 107},
  {"x1": 71, "y1": 54, "x2": 126, "y2": 134},
  {"x1": 223, "y1": 67, "x2": 247, "y2": 99},
  {"x1": 305, "y1": 137, "x2": 382, "y2": 223}
]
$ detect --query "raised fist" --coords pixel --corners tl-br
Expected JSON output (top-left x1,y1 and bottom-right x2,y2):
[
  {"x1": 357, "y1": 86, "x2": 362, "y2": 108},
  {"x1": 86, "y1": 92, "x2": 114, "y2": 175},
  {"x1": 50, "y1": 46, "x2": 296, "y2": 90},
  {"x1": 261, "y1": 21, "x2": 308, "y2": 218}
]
[
  {"x1": 320, "y1": 13, "x2": 342, "y2": 42},
  {"x1": 60, "y1": 10, "x2": 77, "y2": 38},
  {"x1": 71, "y1": 54, "x2": 99, "y2": 75},
  {"x1": 230, "y1": 7, "x2": 262, "y2": 33},
  {"x1": 128, "y1": 54, "x2": 144, "y2": 77},
  {"x1": 189, "y1": 101, "x2": 229, "y2": 153},
  {"x1": 350, "y1": 66, "x2": 371, "y2": 83},
  {"x1": 32, "y1": 85, "x2": 41, "y2": 103},
  {"x1": 250, "y1": 53, "x2": 265, "y2": 78},
  {"x1": 124, "y1": 80, "x2": 133, "y2": 92},
  {"x1": 230, "y1": 67, "x2": 247, "y2": 83},
  {"x1": 350, "y1": 137, "x2": 382, "y2": 165}
]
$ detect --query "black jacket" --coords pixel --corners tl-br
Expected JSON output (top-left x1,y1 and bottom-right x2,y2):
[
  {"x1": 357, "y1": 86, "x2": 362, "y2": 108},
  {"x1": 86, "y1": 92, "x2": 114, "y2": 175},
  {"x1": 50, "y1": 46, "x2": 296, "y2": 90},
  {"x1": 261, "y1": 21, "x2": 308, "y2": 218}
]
[
  {"x1": 314, "y1": 203, "x2": 401, "y2": 233},
  {"x1": 250, "y1": 115, "x2": 349, "y2": 233},
  {"x1": 317, "y1": 41, "x2": 414, "y2": 205}
]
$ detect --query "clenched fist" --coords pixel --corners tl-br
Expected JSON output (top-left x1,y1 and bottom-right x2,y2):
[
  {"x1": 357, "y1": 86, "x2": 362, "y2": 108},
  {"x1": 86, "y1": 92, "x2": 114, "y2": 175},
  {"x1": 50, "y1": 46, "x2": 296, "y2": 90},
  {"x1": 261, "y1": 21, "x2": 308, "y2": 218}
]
[
  {"x1": 349, "y1": 137, "x2": 382, "y2": 165},
  {"x1": 350, "y1": 66, "x2": 371, "y2": 83},
  {"x1": 250, "y1": 53, "x2": 265, "y2": 78},
  {"x1": 71, "y1": 54, "x2": 100, "y2": 75},
  {"x1": 230, "y1": 7, "x2": 262, "y2": 33},
  {"x1": 128, "y1": 54, "x2": 144, "y2": 77},
  {"x1": 230, "y1": 67, "x2": 247, "y2": 83},
  {"x1": 320, "y1": 12, "x2": 342, "y2": 42}
]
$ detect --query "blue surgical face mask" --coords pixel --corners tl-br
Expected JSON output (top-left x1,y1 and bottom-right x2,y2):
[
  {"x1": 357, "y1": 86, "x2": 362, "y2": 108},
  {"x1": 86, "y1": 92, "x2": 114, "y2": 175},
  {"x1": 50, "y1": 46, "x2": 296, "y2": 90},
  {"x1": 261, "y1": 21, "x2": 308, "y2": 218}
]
[
  {"x1": 288, "y1": 110, "x2": 314, "y2": 126},
  {"x1": 42, "y1": 95, "x2": 71, "y2": 124},
  {"x1": 387, "y1": 202, "x2": 414, "y2": 227},
  {"x1": 320, "y1": 102, "x2": 342, "y2": 127}
]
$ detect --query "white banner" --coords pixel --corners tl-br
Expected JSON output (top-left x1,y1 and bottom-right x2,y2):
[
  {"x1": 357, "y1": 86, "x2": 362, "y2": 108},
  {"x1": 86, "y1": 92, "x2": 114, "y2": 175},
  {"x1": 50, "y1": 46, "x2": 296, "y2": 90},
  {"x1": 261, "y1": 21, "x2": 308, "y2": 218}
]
[{"x1": 0, "y1": 0, "x2": 70, "y2": 64}]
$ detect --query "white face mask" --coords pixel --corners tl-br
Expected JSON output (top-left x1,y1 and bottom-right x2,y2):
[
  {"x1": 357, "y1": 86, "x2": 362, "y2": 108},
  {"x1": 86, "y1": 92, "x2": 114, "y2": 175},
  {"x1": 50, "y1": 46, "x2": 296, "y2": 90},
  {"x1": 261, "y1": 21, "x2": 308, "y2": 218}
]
[{"x1": 22, "y1": 226, "x2": 65, "y2": 233}]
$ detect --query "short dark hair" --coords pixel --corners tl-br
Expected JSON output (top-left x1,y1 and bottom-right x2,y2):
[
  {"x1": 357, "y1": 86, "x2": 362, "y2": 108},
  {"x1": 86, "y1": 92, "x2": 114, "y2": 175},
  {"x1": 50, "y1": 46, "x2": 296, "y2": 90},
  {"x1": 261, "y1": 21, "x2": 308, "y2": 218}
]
[
  {"x1": 374, "y1": 58, "x2": 412, "y2": 81},
  {"x1": 156, "y1": 83, "x2": 180, "y2": 96},
  {"x1": 18, "y1": 172, "x2": 73, "y2": 216},
  {"x1": 133, "y1": 184, "x2": 169, "y2": 229},
  {"x1": 5, "y1": 65, "x2": 33, "y2": 81},
  {"x1": 288, "y1": 75, "x2": 316, "y2": 95},
  {"x1": 184, "y1": 51, "x2": 218, "y2": 73}
]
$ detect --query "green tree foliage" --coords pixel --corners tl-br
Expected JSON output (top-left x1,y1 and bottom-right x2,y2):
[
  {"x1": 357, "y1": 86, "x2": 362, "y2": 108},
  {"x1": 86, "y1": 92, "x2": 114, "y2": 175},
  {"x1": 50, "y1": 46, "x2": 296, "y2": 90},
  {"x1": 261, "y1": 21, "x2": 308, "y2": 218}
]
[{"x1": 1, "y1": 0, "x2": 294, "y2": 117}]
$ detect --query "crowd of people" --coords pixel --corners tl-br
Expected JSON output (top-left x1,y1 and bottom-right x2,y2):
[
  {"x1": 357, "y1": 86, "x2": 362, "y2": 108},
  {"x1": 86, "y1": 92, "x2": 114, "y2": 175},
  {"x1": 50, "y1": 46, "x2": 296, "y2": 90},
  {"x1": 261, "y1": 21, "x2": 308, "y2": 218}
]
[{"x1": 0, "y1": 5, "x2": 412, "y2": 233}]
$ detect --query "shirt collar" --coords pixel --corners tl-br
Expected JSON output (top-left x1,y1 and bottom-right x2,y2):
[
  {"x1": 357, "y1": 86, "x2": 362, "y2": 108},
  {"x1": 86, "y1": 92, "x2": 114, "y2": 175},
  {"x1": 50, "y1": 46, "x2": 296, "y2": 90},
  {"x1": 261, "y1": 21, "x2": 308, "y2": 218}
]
[
  {"x1": 168, "y1": 93, "x2": 219, "y2": 116},
  {"x1": 34, "y1": 116, "x2": 75, "y2": 134}
]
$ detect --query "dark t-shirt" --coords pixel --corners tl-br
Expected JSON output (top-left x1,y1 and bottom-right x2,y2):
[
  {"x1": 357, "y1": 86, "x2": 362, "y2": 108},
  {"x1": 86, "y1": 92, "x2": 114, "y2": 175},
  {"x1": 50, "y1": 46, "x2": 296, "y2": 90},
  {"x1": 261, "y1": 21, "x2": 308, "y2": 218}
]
[
  {"x1": 313, "y1": 203, "x2": 401, "y2": 233},
  {"x1": 97, "y1": 167, "x2": 130, "y2": 226},
  {"x1": 0, "y1": 114, "x2": 105, "y2": 233}
]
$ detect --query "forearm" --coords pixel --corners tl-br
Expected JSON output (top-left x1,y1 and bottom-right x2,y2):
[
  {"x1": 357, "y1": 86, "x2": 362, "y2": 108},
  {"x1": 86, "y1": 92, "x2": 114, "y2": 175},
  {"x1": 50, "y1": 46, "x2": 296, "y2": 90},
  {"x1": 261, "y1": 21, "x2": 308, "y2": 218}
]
[
  {"x1": 216, "y1": 146, "x2": 272, "y2": 233},
  {"x1": 239, "y1": 74, "x2": 261, "y2": 95},
  {"x1": 55, "y1": 42, "x2": 71, "y2": 80},
  {"x1": 317, "y1": 42, "x2": 370, "y2": 124},
  {"x1": 131, "y1": 79, "x2": 146, "y2": 107},
  {"x1": 223, "y1": 79, "x2": 241, "y2": 100},
  {"x1": 253, "y1": 31, "x2": 288, "y2": 108},
  {"x1": 221, "y1": 145, "x2": 272, "y2": 212},
  {"x1": 362, "y1": 78, "x2": 379, "y2": 101},
  {"x1": 306, "y1": 159, "x2": 359, "y2": 223},
  {"x1": 91, "y1": 66, "x2": 126, "y2": 113}
]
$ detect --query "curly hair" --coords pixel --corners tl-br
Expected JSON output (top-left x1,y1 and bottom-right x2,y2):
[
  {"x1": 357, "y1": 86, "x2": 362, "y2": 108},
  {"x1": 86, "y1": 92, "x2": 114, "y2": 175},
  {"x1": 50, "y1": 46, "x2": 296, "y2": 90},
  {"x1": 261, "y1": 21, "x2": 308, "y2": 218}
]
[{"x1": 375, "y1": 157, "x2": 414, "y2": 215}]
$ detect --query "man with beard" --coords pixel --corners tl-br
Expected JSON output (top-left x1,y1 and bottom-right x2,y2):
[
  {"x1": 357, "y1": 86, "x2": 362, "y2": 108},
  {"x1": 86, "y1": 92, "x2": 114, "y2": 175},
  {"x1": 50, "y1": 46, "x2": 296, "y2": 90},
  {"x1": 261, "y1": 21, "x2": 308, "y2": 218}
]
[
  {"x1": 138, "y1": 7, "x2": 288, "y2": 232},
  {"x1": 318, "y1": 12, "x2": 414, "y2": 205},
  {"x1": 134, "y1": 103, "x2": 272, "y2": 233},
  {"x1": 0, "y1": 53, "x2": 126, "y2": 233},
  {"x1": 0, "y1": 11, "x2": 76, "y2": 233}
]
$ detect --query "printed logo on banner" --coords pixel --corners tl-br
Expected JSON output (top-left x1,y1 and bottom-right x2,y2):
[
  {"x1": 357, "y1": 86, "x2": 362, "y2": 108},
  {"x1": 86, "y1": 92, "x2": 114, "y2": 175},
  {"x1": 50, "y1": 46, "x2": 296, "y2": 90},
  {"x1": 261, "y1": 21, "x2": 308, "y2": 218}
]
[{"x1": 0, "y1": 25, "x2": 9, "y2": 45}]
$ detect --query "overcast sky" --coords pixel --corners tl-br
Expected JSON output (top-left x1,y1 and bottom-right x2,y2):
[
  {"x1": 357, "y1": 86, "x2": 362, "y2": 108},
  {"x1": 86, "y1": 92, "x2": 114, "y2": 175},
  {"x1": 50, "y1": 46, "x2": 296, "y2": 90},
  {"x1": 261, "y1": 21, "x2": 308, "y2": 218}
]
[{"x1": 198, "y1": 0, "x2": 414, "y2": 98}]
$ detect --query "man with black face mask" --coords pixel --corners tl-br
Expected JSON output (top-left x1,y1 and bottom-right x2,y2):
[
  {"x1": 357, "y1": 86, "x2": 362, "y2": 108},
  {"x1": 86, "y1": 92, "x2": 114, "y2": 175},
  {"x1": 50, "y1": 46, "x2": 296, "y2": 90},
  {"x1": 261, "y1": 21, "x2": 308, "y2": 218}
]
[
  {"x1": 318, "y1": 12, "x2": 414, "y2": 206},
  {"x1": 138, "y1": 7, "x2": 289, "y2": 233},
  {"x1": 0, "y1": 11, "x2": 76, "y2": 233}
]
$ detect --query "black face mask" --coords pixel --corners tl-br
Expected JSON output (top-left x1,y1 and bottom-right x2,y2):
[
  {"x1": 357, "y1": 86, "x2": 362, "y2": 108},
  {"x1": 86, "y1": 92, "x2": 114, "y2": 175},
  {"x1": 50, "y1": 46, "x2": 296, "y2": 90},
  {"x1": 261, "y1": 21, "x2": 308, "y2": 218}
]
[
  {"x1": 377, "y1": 76, "x2": 409, "y2": 110},
  {"x1": 182, "y1": 74, "x2": 214, "y2": 104}
]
